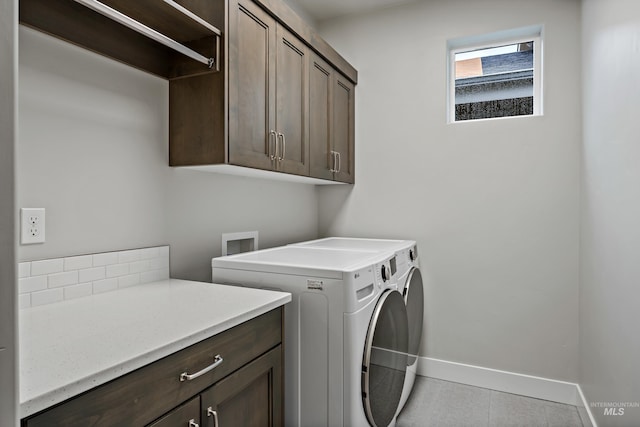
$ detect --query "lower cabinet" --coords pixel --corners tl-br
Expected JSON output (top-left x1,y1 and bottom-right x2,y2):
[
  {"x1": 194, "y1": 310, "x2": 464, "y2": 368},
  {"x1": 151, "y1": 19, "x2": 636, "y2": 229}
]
[
  {"x1": 149, "y1": 347, "x2": 282, "y2": 427},
  {"x1": 200, "y1": 346, "x2": 282, "y2": 427},
  {"x1": 148, "y1": 397, "x2": 201, "y2": 427},
  {"x1": 22, "y1": 308, "x2": 283, "y2": 427}
]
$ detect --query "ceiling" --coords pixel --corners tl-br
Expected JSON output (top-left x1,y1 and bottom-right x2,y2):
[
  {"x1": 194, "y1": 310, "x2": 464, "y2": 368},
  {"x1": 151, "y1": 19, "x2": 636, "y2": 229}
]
[{"x1": 288, "y1": 0, "x2": 415, "y2": 22}]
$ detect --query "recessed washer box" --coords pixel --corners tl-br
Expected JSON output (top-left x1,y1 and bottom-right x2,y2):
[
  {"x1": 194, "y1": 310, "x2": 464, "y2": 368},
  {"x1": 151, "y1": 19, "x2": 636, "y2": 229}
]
[{"x1": 222, "y1": 231, "x2": 258, "y2": 256}]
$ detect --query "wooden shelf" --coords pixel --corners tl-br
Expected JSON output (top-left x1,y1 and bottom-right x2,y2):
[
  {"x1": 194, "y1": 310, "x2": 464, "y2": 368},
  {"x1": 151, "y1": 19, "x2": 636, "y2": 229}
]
[
  {"x1": 99, "y1": 0, "x2": 221, "y2": 43},
  {"x1": 20, "y1": 0, "x2": 221, "y2": 79}
]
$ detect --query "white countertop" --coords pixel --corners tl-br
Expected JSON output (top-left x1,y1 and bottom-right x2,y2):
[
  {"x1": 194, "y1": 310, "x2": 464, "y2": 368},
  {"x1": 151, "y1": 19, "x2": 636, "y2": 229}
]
[{"x1": 19, "y1": 279, "x2": 291, "y2": 418}]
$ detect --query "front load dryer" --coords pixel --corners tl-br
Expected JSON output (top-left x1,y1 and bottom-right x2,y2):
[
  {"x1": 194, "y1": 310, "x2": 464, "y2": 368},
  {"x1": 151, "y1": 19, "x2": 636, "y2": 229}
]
[
  {"x1": 212, "y1": 246, "x2": 408, "y2": 427},
  {"x1": 289, "y1": 237, "x2": 424, "y2": 414}
]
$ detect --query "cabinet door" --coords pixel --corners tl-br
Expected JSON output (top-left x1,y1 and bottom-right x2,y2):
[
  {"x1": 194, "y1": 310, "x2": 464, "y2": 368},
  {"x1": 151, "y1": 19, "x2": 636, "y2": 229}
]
[
  {"x1": 228, "y1": 0, "x2": 276, "y2": 171},
  {"x1": 201, "y1": 346, "x2": 283, "y2": 427},
  {"x1": 308, "y1": 53, "x2": 334, "y2": 180},
  {"x1": 147, "y1": 397, "x2": 200, "y2": 427},
  {"x1": 275, "y1": 25, "x2": 309, "y2": 176},
  {"x1": 333, "y1": 74, "x2": 355, "y2": 183}
]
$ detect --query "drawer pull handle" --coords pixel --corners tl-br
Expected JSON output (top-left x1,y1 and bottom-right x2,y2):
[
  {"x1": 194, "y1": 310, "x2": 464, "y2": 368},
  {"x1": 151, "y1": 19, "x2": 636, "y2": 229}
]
[
  {"x1": 179, "y1": 354, "x2": 223, "y2": 382},
  {"x1": 188, "y1": 419, "x2": 199, "y2": 427},
  {"x1": 207, "y1": 407, "x2": 219, "y2": 426}
]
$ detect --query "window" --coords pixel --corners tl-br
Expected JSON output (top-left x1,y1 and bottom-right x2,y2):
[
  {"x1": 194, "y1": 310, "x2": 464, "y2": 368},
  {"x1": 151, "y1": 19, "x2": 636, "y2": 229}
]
[{"x1": 448, "y1": 27, "x2": 543, "y2": 122}]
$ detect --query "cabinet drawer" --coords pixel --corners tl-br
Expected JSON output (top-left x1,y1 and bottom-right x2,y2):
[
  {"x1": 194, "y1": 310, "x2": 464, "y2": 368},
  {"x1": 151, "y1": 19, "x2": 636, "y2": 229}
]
[
  {"x1": 24, "y1": 308, "x2": 282, "y2": 427},
  {"x1": 147, "y1": 396, "x2": 200, "y2": 427}
]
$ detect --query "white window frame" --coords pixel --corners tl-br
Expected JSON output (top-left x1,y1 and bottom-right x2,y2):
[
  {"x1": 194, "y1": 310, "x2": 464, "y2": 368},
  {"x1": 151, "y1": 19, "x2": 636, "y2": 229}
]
[{"x1": 447, "y1": 26, "x2": 544, "y2": 123}]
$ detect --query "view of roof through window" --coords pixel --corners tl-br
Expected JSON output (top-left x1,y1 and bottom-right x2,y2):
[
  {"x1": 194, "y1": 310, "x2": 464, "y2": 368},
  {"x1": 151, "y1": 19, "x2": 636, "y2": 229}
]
[{"x1": 453, "y1": 41, "x2": 535, "y2": 121}]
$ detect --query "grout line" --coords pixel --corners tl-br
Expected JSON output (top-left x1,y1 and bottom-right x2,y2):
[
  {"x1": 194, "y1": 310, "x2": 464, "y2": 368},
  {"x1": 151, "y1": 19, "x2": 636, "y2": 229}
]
[{"x1": 488, "y1": 389, "x2": 492, "y2": 426}]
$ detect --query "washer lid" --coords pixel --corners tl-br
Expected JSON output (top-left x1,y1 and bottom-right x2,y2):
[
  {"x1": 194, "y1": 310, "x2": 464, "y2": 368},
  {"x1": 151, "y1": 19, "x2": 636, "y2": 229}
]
[
  {"x1": 292, "y1": 237, "x2": 414, "y2": 252},
  {"x1": 212, "y1": 246, "x2": 392, "y2": 279},
  {"x1": 404, "y1": 267, "x2": 424, "y2": 366},
  {"x1": 362, "y1": 290, "x2": 408, "y2": 427}
]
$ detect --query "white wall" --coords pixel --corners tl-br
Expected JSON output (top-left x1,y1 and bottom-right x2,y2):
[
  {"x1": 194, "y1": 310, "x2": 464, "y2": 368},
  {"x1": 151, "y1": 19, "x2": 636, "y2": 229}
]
[
  {"x1": 18, "y1": 27, "x2": 170, "y2": 260},
  {"x1": 18, "y1": 27, "x2": 318, "y2": 282},
  {"x1": 581, "y1": 0, "x2": 640, "y2": 425},
  {"x1": 317, "y1": 0, "x2": 582, "y2": 381},
  {"x1": 166, "y1": 169, "x2": 319, "y2": 282},
  {"x1": 0, "y1": 0, "x2": 18, "y2": 424}
]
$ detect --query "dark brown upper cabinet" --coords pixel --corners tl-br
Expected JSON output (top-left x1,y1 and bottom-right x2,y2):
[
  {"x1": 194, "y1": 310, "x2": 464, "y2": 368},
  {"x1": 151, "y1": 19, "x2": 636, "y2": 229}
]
[
  {"x1": 309, "y1": 53, "x2": 355, "y2": 183},
  {"x1": 227, "y1": 0, "x2": 309, "y2": 176},
  {"x1": 20, "y1": 0, "x2": 357, "y2": 184},
  {"x1": 171, "y1": 0, "x2": 356, "y2": 184}
]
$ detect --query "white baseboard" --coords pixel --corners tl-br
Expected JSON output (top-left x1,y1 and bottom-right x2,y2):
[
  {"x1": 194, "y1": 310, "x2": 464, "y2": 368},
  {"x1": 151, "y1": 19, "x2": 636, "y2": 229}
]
[
  {"x1": 417, "y1": 357, "x2": 576, "y2": 405},
  {"x1": 576, "y1": 384, "x2": 598, "y2": 427},
  {"x1": 415, "y1": 357, "x2": 598, "y2": 426}
]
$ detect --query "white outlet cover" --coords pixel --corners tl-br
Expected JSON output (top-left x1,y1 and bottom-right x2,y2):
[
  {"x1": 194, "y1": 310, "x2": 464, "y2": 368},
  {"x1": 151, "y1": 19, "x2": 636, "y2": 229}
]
[{"x1": 21, "y1": 208, "x2": 46, "y2": 245}]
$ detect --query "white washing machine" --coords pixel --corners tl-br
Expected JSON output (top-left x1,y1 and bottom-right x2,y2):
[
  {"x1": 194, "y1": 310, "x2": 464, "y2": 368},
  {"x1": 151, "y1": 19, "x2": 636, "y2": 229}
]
[
  {"x1": 212, "y1": 246, "x2": 408, "y2": 427},
  {"x1": 289, "y1": 238, "x2": 424, "y2": 415}
]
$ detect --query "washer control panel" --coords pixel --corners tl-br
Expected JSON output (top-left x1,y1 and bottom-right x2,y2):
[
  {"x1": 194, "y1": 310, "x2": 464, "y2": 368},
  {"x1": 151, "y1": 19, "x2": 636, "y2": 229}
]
[{"x1": 374, "y1": 254, "x2": 398, "y2": 289}]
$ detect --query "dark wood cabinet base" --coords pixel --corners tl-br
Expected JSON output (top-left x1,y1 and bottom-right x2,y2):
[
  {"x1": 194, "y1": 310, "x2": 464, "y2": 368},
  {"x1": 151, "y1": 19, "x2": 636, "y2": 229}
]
[{"x1": 22, "y1": 308, "x2": 284, "y2": 427}]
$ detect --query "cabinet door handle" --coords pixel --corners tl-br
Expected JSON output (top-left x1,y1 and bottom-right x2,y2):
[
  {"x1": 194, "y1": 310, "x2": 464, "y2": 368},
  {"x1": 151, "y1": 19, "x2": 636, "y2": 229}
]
[
  {"x1": 278, "y1": 132, "x2": 286, "y2": 161},
  {"x1": 188, "y1": 419, "x2": 199, "y2": 427},
  {"x1": 179, "y1": 355, "x2": 223, "y2": 382},
  {"x1": 329, "y1": 151, "x2": 336, "y2": 173},
  {"x1": 336, "y1": 151, "x2": 341, "y2": 173},
  {"x1": 268, "y1": 130, "x2": 277, "y2": 160},
  {"x1": 207, "y1": 407, "x2": 219, "y2": 427}
]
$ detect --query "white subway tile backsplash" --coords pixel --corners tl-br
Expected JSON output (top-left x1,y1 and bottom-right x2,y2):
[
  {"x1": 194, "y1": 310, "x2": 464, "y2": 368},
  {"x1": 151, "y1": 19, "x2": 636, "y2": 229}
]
[
  {"x1": 93, "y1": 278, "x2": 119, "y2": 294},
  {"x1": 19, "y1": 294, "x2": 31, "y2": 309},
  {"x1": 118, "y1": 249, "x2": 141, "y2": 264},
  {"x1": 78, "y1": 267, "x2": 106, "y2": 283},
  {"x1": 18, "y1": 246, "x2": 169, "y2": 308},
  {"x1": 140, "y1": 247, "x2": 160, "y2": 260},
  {"x1": 32, "y1": 289, "x2": 64, "y2": 307},
  {"x1": 118, "y1": 274, "x2": 140, "y2": 288},
  {"x1": 148, "y1": 257, "x2": 166, "y2": 270},
  {"x1": 106, "y1": 263, "x2": 129, "y2": 278},
  {"x1": 129, "y1": 260, "x2": 149, "y2": 274},
  {"x1": 140, "y1": 268, "x2": 170, "y2": 284},
  {"x1": 19, "y1": 276, "x2": 47, "y2": 294},
  {"x1": 48, "y1": 271, "x2": 79, "y2": 288},
  {"x1": 159, "y1": 246, "x2": 170, "y2": 258},
  {"x1": 18, "y1": 262, "x2": 31, "y2": 278},
  {"x1": 64, "y1": 255, "x2": 93, "y2": 271},
  {"x1": 92, "y1": 252, "x2": 118, "y2": 267},
  {"x1": 31, "y1": 259, "x2": 64, "y2": 276},
  {"x1": 64, "y1": 283, "x2": 93, "y2": 300}
]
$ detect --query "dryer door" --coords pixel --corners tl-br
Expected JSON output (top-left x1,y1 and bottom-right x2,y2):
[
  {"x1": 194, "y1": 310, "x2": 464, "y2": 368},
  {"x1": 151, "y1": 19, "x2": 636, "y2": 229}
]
[
  {"x1": 362, "y1": 290, "x2": 408, "y2": 427},
  {"x1": 403, "y1": 267, "x2": 424, "y2": 366}
]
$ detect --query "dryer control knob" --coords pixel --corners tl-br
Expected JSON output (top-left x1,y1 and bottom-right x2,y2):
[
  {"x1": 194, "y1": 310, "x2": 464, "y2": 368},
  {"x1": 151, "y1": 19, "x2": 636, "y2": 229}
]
[
  {"x1": 381, "y1": 265, "x2": 389, "y2": 282},
  {"x1": 409, "y1": 249, "x2": 415, "y2": 262}
]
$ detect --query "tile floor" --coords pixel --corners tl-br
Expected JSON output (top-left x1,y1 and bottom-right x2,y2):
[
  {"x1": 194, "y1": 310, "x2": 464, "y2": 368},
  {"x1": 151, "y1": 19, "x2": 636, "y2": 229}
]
[{"x1": 396, "y1": 377, "x2": 584, "y2": 427}]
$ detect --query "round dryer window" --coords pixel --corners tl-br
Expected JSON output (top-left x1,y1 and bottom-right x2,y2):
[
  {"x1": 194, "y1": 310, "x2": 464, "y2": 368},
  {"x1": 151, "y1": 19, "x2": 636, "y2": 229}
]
[
  {"x1": 404, "y1": 267, "x2": 424, "y2": 365},
  {"x1": 361, "y1": 290, "x2": 409, "y2": 427}
]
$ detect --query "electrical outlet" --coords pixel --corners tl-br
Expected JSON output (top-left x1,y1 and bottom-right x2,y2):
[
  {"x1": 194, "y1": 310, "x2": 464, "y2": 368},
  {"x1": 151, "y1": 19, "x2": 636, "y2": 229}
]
[{"x1": 21, "y1": 208, "x2": 46, "y2": 245}]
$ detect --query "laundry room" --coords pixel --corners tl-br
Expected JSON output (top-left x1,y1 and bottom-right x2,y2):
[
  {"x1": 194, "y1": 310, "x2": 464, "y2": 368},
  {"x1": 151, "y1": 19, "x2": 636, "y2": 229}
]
[{"x1": 1, "y1": 0, "x2": 639, "y2": 426}]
